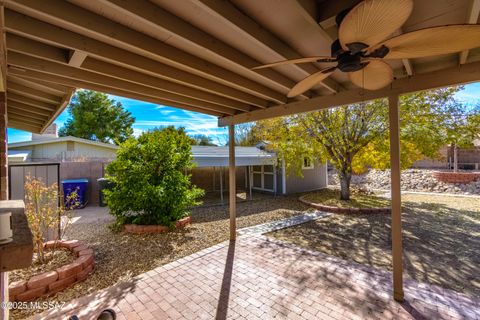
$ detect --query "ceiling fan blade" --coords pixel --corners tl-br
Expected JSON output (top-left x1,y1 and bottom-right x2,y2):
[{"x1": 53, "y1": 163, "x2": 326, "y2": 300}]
[
  {"x1": 252, "y1": 56, "x2": 336, "y2": 70},
  {"x1": 375, "y1": 25, "x2": 480, "y2": 60},
  {"x1": 339, "y1": 0, "x2": 413, "y2": 51},
  {"x1": 287, "y1": 67, "x2": 336, "y2": 97},
  {"x1": 349, "y1": 60, "x2": 393, "y2": 90}
]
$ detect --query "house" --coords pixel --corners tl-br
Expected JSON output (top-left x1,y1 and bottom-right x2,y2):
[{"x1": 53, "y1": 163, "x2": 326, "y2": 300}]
[{"x1": 8, "y1": 125, "x2": 118, "y2": 162}]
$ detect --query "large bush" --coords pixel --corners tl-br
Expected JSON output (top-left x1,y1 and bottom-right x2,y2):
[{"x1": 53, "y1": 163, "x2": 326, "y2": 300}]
[{"x1": 104, "y1": 127, "x2": 204, "y2": 226}]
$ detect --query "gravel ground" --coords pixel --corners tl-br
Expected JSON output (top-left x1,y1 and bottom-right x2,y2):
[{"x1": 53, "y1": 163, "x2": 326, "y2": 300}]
[
  {"x1": 269, "y1": 193, "x2": 480, "y2": 297},
  {"x1": 12, "y1": 194, "x2": 311, "y2": 319}
]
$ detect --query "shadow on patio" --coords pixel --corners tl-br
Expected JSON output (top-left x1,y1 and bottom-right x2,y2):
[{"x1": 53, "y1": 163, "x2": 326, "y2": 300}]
[{"x1": 267, "y1": 197, "x2": 479, "y2": 298}]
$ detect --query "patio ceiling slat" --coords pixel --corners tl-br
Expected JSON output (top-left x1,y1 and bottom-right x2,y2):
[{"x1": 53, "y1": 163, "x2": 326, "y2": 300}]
[
  {"x1": 193, "y1": 0, "x2": 341, "y2": 94},
  {"x1": 7, "y1": 106, "x2": 50, "y2": 120},
  {"x1": 7, "y1": 93, "x2": 56, "y2": 112},
  {"x1": 93, "y1": 0, "x2": 309, "y2": 99},
  {"x1": 3, "y1": 9, "x2": 271, "y2": 109},
  {"x1": 7, "y1": 82, "x2": 62, "y2": 105},
  {"x1": 8, "y1": 75, "x2": 68, "y2": 96},
  {"x1": 7, "y1": 119, "x2": 42, "y2": 133},
  {"x1": 8, "y1": 68, "x2": 225, "y2": 118},
  {"x1": 6, "y1": 0, "x2": 288, "y2": 105},
  {"x1": 219, "y1": 59, "x2": 480, "y2": 126},
  {"x1": 7, "y1": 52, "x2": 241, "y2": 116},
  {"x1": 7, "y1": 34, "x2": 255, "y2": 113},
  {"x1": 459, "y1": 0, "x2": 480, "y2": 64}
]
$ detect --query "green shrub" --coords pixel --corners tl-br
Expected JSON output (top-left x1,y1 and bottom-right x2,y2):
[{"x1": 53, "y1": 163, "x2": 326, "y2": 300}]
[{"x1": 104, "y1": 126, "x2": 204, "y2": 226}]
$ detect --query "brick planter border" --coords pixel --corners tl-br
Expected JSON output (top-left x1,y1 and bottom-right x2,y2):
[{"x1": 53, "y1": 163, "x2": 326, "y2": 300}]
[
  {"x1": 124, "y1": 216, "x2": 192, "y2": 234},
  {"x1": 8, "y1": 240, "x2": 95, "y2": 302},
  {"x1": 432, "y1": 171, "x2": 480, "y2": 184},
  {"x1": 299, "y1": 195, "x2": 391, "y2": 214}
]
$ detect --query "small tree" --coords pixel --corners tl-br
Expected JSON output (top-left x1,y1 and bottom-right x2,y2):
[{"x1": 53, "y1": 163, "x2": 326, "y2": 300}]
[
  {"x1": 24, "y1": 177, "x2": 77, "y2": 264},
  {"x1": 252, "y1": 87, "x2": 469, "y2": 200},
  {"x1": 105, "y1": 126, "x2": 204, "y2": 226},
  {"x1": 190, "y1": 134, "x2": 216, "y2": 146},
  {"x1": 59, "y1": 90, "x2": 135, "y2": 144}
]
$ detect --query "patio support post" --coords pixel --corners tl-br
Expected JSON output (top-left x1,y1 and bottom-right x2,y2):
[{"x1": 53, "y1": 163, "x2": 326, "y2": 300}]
[
  {"x1": 228, "y1": 124, "x2": 236, "y2": 240},
  {"x1": 0, "y1": 91, "x2": 8, "y2": 320},
  {"x1": 388, "y1": 94, "x2": 404, "y2": 302}
]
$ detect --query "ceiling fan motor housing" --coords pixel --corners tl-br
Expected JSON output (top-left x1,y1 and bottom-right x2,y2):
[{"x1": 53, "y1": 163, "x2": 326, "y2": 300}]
[{"x1": 337, "y1": 53, "x2": 367, "y2": 72}]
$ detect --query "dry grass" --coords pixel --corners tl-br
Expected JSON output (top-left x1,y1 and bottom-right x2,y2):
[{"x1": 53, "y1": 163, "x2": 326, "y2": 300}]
[
  {"x1": 12, "y1": 194, "x2": 311, "y2": 319},
  {"x1": 269, "y1": 193, "x2": 480, "y2": 297},
  {"x1": 302, "y1": 188, "x2": 390, "y2": 208}
]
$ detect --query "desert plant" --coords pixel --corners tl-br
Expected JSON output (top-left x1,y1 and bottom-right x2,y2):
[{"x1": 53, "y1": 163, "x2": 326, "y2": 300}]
[
  {"x1": 24, "y1": 176, "x2": 78, "y2": 264},
  {"x1": 105, "y1": 126, "x2": 204, "y2": 226}
]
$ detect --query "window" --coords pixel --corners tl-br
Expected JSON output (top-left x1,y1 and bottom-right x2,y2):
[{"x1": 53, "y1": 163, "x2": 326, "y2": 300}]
[
  {"x1": 251, "y1": 165, "x2": 275, "y2": 191},
  {"x1": 302, "y1": 157, "x2": 314, "y2": 170}
]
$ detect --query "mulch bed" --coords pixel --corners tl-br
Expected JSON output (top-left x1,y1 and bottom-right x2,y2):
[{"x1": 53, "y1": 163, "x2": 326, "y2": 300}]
[
  {"x1": 11, "y1": 194, "x2": 312, "y2": 319},
  {"x1": 10, "y1": 248, "x2": 75, "y2": 283},
  {"x1": 269, "y1": 193, "x2": 480, "y2": 298}
]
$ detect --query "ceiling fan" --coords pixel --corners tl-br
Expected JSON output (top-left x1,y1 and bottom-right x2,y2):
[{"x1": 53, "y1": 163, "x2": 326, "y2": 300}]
[{"x1": 253, "y1": 0, "x2": 480, "y2": 97}]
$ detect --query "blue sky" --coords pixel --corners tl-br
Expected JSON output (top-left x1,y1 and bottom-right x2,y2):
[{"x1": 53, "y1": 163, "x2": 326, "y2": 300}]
[{"x1": 7, "y1": 82, "x2": 480, "y2": 144}]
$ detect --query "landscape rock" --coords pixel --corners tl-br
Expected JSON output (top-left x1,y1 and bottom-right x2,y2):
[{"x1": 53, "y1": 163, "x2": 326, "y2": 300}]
[{"x1": 328, "y1": 169, "x2": 480, "y2": 195}]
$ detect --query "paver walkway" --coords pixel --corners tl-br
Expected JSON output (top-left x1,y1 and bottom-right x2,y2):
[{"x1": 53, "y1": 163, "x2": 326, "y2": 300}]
[{"x1": 34, "y1": 234, "x2": 479, "y2": 320}]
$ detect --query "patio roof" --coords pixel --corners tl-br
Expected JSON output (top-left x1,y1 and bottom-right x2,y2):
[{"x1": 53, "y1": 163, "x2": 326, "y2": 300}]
[{"x1": 2, "y1": 0, "x2": 480, "y2": 132}]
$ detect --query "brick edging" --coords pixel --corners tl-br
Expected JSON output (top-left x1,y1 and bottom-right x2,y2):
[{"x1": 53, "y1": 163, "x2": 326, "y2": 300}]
[
  {"x1": 124, "y1": 216, "x2": 191, "y2": 234},
  {"x1": 432, "y1": 171, "x2": 480, "y2": 184},
  {"x1": 299, "y1": 195, "x2": 390, "y2": 214},
  {"x1": 8, "y1": 240, "x2": 95, "y2": 302}
]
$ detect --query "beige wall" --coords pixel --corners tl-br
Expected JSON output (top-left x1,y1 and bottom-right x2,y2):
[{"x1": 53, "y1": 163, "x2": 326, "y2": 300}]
[
  {"x1": 72, "y1": 142, "x2": 117, "y2": 159},
  {"x1": 285, "y1": 160, "x2": 327, "y2": 194}
]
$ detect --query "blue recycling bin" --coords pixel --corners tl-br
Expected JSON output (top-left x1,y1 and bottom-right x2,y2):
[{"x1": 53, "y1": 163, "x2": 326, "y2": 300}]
[{"x1": 62, "y1": 179, "x2": 89, "y2": 209}]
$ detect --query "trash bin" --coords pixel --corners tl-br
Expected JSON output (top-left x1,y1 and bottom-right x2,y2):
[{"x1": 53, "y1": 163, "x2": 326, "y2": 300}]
[
  {"x1": 97, "y1": 178, "x2": 114, "y2": 207},
  {"x1": 62, "y1": 179, "x2": 89, "y2": 209}
]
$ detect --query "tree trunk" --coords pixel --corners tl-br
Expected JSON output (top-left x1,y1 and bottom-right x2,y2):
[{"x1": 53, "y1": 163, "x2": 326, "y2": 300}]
[
  {"x1": 453, "y1": 144, "x2": 458, "y2": 172},
  {"x1": 339, "y1": 173, "x2": 351, "y2": 200}
]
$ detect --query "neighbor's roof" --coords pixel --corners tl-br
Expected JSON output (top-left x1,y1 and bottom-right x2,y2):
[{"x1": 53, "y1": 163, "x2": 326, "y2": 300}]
[
  {"x1": 7, "y1": 136, "x2": 119, "y2": 150},
  {"x1": 3, "y1": 0, "x2": 480, "y2": 134},
  {"x1": 192, "y1": 146, "x2": 276, "y2": 167},
  {"x1": 7, "y1": 150, "x2": 31, "y2": 161}
]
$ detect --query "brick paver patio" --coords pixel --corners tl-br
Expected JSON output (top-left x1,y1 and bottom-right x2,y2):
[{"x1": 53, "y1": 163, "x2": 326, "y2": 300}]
[{"x1": 34, "y1": 234, "x2": 479, "y2": 320}]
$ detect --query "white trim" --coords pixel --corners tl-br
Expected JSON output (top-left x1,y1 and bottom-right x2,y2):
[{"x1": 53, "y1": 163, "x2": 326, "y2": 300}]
[
  {"x1": 251, "y1": 164, "x2": 275, "y2": 192},
  {"x1": 8, "y1": 136, "x2": 119, "y2": 150},
  {"x1": 302, "y1": 157, "x2": 314, "y2": 170}
]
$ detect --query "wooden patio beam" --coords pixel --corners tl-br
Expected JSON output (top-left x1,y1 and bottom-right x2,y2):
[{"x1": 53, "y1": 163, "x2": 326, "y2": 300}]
[
  {"x1": 315, "y1": 0, "x2": 361, "y2": 24},
  {"x1": 7, "y1": 82, "x2": 62, "y2": 104},
  {"x1": 8, "y1": 74, "x2": 68, "y2": 96},
  {"x1": 195, "y1": 0, "x2": 341, "y2": 93},
  {"x1": 7, "y1": 105, "x2": 51, "y2": 119},
  {"x1": 6, "y1": 34, "x2": 255, "y2": 112},
  {"x1": 8, "y1": 68, "x2": 225, "y2": 117},
  {"x1": 68, "y1": 50, "x2": 87, "y2": 67},
  {"x1": 9, "y1": 0, "x2": 291, "y2": 103},
  {"x1": 219, "y1": 59, "x2": 480, "y2": 126},
  {"x1": 8, "y1": 119, "x2": 41, "y2": 133},
  {"x1": 459, "y1": 0, "x2": 480, "y2": 65},
  {"x1": 7, "y1": 93, "x2": 56, "y2": 111},
  {"x1": 8, "y1": 114, "x2": 44, "y2": 126},
  {"x1": 98, "y1": 0, "x2": 309, "y2": 98},
  {"x1": 4, "y1": 9, "x2": 275, "y2": 108},
  {"x1": 7, "y1": 52, "x2": 239, "y2": 116}
]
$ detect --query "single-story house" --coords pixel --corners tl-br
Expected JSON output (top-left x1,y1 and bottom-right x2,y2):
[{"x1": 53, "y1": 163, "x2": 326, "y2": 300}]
[
  {"x1": 8, "y1": 127, "x2": 327, "y2": 202},
  {"x1": 8, "y1": 136, "x2": 118, "y2": 162}
]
